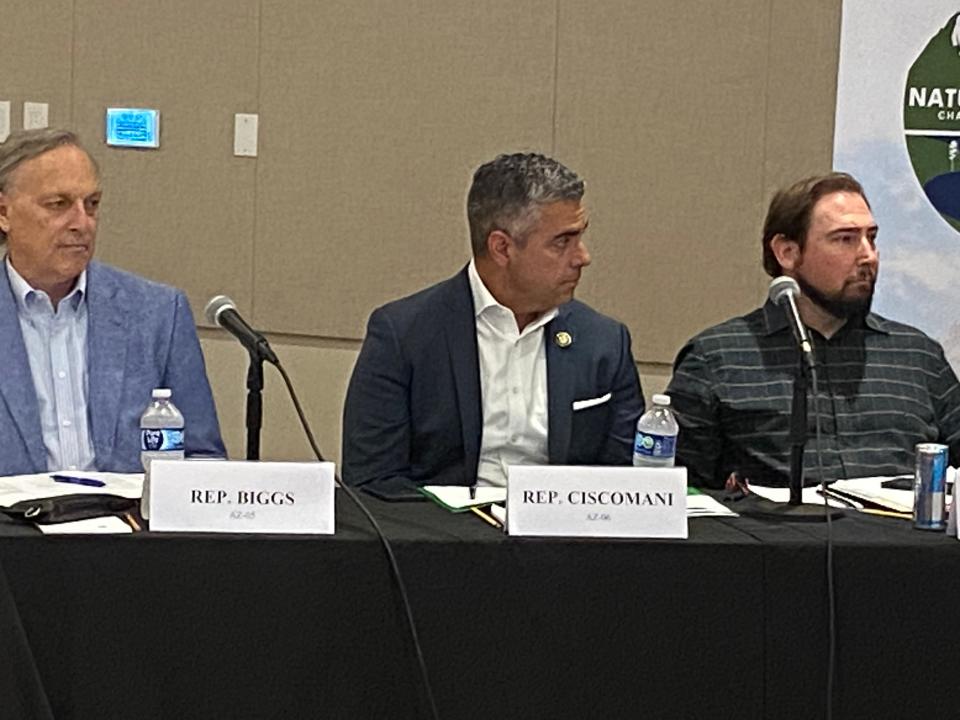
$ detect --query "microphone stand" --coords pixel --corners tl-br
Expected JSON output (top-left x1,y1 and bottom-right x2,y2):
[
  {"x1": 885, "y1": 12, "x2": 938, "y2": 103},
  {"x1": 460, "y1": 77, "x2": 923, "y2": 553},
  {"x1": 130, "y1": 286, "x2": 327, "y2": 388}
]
[
  {"x1": 777, "y1": 350, "x2": 843, "y2": 520},
  {"x1": 736, "y1": 311, "x2": 844, "y2": 521},
  {"x1": 245, "y1": 350, "x2": 265, "y2": 461},
  {"x1": 788, "y1": 356, "x2": 809, "y2": 505}
]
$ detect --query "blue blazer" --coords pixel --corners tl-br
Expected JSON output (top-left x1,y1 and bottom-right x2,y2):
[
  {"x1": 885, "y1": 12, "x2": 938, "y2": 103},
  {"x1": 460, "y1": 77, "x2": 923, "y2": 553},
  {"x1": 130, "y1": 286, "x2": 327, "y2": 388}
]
[
  {"x1": 342, "y1": 267, "x2": 645, "y2": 498},
  {"x1": 0, "y1": 261, "x2": 225, "y2": 475}
]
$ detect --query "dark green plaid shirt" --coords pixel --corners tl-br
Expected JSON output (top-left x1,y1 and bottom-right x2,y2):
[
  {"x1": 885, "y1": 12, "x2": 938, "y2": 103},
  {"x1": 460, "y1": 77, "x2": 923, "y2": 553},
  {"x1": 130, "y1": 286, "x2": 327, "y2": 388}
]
[{"x1": 667, "y1": 301, "x2": 960, "y2": 488}]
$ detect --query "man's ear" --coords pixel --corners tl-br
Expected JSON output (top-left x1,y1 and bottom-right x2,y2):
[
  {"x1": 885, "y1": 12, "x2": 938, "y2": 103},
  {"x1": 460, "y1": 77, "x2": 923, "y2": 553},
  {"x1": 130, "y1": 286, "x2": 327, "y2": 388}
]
[
  {"x1": 770, "y1": 233, "x2": 801, "y2": 273},
  {"x1": 486, "y1": 230, "x2": 512, "y2": 268},
  {"x1": 0, "y1": 192, "x2": 10, "y2": 235}
]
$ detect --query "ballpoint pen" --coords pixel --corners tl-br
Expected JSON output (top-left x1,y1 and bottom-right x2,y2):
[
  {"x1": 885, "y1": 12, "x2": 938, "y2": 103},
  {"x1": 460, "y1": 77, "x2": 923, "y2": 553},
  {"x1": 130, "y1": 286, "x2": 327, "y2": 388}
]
[{"x1": 51, "y1": 474, "x2": 106, "y2": 488}]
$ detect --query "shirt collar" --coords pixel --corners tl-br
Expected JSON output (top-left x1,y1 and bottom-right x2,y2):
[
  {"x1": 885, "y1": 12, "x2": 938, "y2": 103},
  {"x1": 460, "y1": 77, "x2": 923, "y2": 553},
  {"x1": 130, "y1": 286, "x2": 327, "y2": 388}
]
[
  {"x1": 467, "y1": 258, "x2": 558, "y2": 331},
  {"x1": 5, "y1": 255, "x2": 87, "y2": 314},
  {"x1": 467, "y1": 258, "x2": 501, "y2": 317},
  {"x1": 761, "y1": 299, "x2": 889, "y2": 337}
]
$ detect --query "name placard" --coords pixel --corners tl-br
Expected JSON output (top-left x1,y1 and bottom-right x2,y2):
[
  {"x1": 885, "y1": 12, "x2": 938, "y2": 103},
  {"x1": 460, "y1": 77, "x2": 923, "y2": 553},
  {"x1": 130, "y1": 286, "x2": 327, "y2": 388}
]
[
  {"x1": 148, "y1": 460, "x2": 335, "y2": 534},
  {"x1": 507, "y1": 465, "x2": 687, "y2": 539}
]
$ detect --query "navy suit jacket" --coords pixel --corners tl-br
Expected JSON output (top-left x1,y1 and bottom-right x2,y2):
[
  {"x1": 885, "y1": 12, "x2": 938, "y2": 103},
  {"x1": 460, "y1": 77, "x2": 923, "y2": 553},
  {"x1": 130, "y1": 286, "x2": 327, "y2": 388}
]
[
  {"x1": 0, "y1": 260, "x2": 225, "y2": 475},
  {"x1": 342, "y1": 267, "x2": 645, "y2": 498}
]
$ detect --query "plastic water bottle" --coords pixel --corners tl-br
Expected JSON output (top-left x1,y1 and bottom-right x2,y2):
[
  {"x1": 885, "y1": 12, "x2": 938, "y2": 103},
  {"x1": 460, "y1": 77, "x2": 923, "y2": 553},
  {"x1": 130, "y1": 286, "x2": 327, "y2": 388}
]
[
  {"x1": 139, "y1": 388, "x2": 185, "y2": 519},
  {"x1": 633, "y1": 393, "x2": 679, "y2": 467}
]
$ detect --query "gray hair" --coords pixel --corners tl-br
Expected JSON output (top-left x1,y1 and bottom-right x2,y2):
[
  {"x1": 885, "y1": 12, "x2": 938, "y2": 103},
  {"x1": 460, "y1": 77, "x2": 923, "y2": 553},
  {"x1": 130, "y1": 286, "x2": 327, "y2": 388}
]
[
  {"x1": 467, "y1": 153, "x2": 585, "y2": 256},
  {"x1": 0, "y1": 128, "x2": 99, "y2": 242}
]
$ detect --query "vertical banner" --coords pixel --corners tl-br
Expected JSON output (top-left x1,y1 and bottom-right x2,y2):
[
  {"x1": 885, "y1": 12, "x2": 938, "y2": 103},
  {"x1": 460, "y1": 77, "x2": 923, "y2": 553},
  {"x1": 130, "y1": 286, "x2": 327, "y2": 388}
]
[{"x1": 835, "y1": 1, "x2": 960, "y2": 368}]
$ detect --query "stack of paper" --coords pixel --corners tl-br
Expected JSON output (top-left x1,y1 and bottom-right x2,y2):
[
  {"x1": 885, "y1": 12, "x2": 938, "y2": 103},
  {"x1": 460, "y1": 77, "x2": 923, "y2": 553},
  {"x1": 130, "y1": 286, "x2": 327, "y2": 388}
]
[
  {"x1": 826, "y1": 477, "x2": 914, "y2": 513},
  {"x1": 748, "y1": 475, "x2": 924, "y2": 517},
  {"x1": 0, "y1": 472, "x2": 143, "y2": 534},
  {"x1": 0, "y1": 472, "x2": 144, "y2": 505}
]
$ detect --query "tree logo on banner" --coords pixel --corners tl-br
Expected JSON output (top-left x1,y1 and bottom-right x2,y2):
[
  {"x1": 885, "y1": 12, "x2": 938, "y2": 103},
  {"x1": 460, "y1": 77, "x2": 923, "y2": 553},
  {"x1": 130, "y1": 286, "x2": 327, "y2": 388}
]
[{"x1": 904, "y1": 12, "x2": 960, "y2": 233}]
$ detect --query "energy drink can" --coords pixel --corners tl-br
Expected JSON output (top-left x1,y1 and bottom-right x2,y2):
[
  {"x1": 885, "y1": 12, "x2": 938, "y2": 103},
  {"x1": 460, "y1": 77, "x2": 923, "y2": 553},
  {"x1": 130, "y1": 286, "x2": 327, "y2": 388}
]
[{"x1": 914, "y1": 443, "x2": 948, "y2": 530}]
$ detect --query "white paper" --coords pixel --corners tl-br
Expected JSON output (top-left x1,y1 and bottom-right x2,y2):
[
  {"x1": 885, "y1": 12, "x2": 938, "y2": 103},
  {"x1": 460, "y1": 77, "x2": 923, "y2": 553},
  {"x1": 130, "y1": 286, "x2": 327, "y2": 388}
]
[
  {"x1": 747, "y1": 483, "x2": 849, "y2": 509},
  {"x1": 686, "y1": 493, "x2": 738, "y2": 517},
  {"x1": 38, "y1": 516, "x2": 133, "y2": 534},
  {"x1": 0, "y1": 472, "x2": 144, "y2": 506},
  {"x1": 749, "y1": 476, "x2": 918, "y2": 512},
  {"x1": 829, "y1": 476, "x2": 914, "y2": 513}
]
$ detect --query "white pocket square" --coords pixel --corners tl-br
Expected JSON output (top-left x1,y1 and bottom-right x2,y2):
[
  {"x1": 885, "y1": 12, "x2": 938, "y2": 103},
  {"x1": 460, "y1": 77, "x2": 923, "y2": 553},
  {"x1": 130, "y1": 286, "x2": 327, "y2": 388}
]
[{"x1": 572, "y1": 392, "x2": 612, "y2": 411}]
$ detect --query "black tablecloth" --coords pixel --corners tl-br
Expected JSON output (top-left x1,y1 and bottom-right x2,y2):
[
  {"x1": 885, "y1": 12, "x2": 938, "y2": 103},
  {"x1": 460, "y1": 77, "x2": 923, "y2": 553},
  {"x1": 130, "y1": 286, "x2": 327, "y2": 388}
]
[{"x1": 0, "y1": 494, "x2": 956, "y2": 720}]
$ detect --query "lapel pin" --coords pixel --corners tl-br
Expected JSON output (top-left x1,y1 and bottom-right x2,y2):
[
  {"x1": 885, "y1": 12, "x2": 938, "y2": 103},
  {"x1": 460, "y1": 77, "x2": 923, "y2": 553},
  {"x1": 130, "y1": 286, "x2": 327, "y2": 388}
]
[{"x1": 554, "y1": 331, "x2": 572, "y2": 348}]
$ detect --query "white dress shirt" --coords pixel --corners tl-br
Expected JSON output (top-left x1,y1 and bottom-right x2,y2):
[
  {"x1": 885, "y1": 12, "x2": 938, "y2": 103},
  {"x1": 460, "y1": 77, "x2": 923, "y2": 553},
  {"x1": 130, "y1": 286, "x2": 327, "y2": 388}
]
[
  {"x1": 6, "y1": 257, "x2": 95, "y2": 472},
  {"x1": 468, "y1": 259, "x2": 557, "y2": 486}
]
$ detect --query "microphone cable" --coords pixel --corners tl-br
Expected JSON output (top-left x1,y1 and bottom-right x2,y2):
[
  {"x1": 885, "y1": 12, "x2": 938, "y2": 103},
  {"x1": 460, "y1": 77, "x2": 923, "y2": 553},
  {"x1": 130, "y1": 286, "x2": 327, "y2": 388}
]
[
  {"x1": 773, "y1": 277, "x2": 838, "y2": 719},
  {"x1": 272, "y1": 359, "x2": 441, "y2": 720},
  {"x1": 809, "y1": 365, "x2": 837, "y2": 720}
]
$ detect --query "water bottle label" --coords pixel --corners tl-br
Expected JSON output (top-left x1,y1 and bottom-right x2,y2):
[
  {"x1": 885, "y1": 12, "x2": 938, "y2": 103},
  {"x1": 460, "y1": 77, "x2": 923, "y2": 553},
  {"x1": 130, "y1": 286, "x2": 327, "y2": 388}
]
[
  {"x1": 634, "y1": 432, "x2": 676, "y2": 459},
  {"x1": 141, "y1": 428, "x2": 185, "y2": 452}
]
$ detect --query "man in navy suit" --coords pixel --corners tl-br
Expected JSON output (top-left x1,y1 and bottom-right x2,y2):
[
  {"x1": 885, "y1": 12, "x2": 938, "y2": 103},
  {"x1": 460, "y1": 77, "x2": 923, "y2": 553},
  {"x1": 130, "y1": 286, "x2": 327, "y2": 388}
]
[
  {"x1": 0, "y1": 128, "x2": 224, "y2": 475},
  {"x1": 343, "y1": 153, "x2": 644, "y2": 499}
]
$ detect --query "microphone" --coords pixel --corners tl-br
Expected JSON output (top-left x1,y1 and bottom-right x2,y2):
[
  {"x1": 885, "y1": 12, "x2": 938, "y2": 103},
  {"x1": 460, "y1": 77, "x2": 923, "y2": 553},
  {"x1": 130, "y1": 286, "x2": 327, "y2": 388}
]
[
  {"x1": 768, "y1": 276, "x2": 815, "y2": 370},
  {"x1": 204, "y1": 295, "x2": 279, "y2": 365}
]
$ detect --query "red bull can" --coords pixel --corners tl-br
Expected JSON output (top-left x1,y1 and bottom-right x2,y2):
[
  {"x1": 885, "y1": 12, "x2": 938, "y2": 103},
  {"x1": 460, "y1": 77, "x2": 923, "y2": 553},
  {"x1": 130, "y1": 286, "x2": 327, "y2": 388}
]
[{"x1": 914, "y1": 443, "x2": 948, "y2": 530}]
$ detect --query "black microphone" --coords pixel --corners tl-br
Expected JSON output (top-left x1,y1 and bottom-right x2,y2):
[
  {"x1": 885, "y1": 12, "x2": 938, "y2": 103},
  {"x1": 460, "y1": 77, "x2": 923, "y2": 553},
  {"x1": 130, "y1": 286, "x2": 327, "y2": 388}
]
[
  {"x1": 204, "y1": 295, "x2": 279, "y2": 365},
  {"x1": 768, "y1": 276, "x2": 815, "y2": 370}
]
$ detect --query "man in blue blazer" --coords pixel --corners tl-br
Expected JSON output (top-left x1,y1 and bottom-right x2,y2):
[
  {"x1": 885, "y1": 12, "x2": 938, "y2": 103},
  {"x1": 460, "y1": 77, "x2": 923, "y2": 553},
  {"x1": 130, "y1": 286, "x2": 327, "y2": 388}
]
[
  {"x1": 0, "y1": 128, "x2": 224, "y2": 475},
  {"x1": 343, "y1": 153, "x2": 644, "y2": 499}
]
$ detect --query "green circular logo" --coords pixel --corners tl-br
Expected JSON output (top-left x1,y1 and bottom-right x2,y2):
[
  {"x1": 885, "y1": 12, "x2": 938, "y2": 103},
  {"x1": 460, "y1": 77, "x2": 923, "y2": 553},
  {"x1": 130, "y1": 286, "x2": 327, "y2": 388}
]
[{"x1": 904, "y1": 13, "x2": 960, "y2": 232}]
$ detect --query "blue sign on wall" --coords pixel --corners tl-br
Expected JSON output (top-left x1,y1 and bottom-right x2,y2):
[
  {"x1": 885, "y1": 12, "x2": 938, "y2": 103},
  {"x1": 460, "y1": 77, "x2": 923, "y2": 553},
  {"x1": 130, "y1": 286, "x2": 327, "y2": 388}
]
[{"x1": 106, "y1": 108, "x2": 160, "y2": 148}]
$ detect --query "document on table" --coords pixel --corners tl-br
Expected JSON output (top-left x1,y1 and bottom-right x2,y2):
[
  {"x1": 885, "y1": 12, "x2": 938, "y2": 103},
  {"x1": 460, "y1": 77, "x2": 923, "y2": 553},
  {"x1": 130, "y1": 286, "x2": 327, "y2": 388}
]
[
  {"x1": 0, "y1": 472, "x2": 144, "y2": 506},
  {"x1": 827, "y1": 476, "x2": 914, "y2": 513},
  {"x1": 747, "y1": 483, "x2": 848, "y2": 508},
  {"x1": 686, "y1": 491, "x2": 738, "y2": 517},
  {"x1": 748, "y1": 476, "x2": 918, "y2": 513},
  {"x1": 0, "y1": 473, "x2": 143, "y2": 534},
  {"x1": 419, "y1": 485, "x2": 507, "y2": 511},
  {"x1": 37, "y1": 516, "x2": 133, "y2": 534}
]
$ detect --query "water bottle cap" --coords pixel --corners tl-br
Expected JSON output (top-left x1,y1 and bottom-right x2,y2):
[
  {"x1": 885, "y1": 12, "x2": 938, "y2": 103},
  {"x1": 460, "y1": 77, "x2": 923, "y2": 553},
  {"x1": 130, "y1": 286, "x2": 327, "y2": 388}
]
[
  {"x1": 652, "y1": 393, "x2": 671, "y2": 407},
  {"x1": 152, "y1": 388, "x2": 172, "y2": 399}
]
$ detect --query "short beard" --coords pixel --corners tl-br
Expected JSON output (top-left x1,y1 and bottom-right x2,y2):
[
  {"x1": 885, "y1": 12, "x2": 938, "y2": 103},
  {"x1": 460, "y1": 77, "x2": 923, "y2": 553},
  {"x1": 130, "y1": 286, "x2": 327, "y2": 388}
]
[{"x1": 795, "y1": 274, "x2": 875, "y2": 320}]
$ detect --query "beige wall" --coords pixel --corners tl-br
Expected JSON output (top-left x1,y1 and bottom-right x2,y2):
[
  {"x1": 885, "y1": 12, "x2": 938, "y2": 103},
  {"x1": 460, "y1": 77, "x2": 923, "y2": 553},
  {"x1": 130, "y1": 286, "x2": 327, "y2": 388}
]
[{"x1": 1, "y1": 0, "x2": 842, "y2": 462}]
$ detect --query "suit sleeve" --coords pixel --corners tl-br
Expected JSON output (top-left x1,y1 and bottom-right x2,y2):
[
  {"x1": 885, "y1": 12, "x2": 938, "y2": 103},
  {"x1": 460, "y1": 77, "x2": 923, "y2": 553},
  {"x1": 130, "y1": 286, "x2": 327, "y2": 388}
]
[
  {"x1": 162, "y1": 291, "x2": 226, "y2": 458},
  {"x1": 599, "y1": 323, "x2": 645, "y2": 465},
  {"x1": 667, "y1": 341, "x2": 724, "y2": 488},
  {"x1": 342, "y1": 308, "x2": 419, "y2": 497}
]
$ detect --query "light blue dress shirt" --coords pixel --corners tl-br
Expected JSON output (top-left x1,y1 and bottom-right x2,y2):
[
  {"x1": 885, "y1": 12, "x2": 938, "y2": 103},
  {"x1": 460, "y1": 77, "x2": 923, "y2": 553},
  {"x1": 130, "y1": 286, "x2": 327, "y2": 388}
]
[{"x1": 5, "y1": 258, "x2": 96, "y2": 471}]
